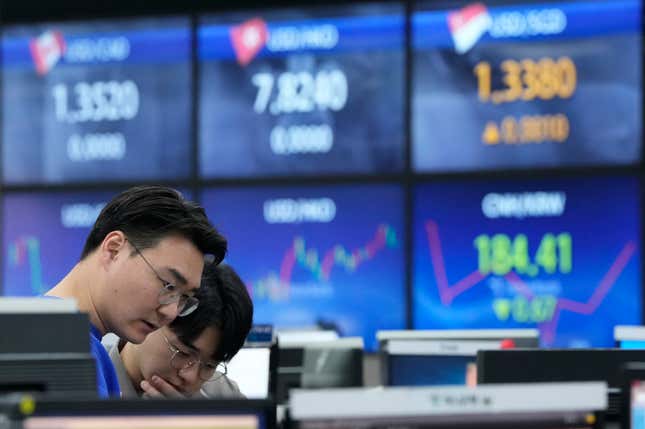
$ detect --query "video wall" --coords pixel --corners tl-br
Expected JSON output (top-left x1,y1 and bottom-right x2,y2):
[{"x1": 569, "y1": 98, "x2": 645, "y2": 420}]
[{"x1": 0, "y1": 0, "x2": 641, "y2": 349}]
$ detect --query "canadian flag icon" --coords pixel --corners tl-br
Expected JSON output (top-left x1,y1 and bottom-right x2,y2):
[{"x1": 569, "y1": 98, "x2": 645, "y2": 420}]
[
  {"x1": 230, "y1": 18, "x2": 269, "y2": 66},
  {"x1": 29, "y1": 30, "x2": 66, "y2": 75},
  {"x1": 447, "y1": 3, "x2": 492, "y2": 54}
]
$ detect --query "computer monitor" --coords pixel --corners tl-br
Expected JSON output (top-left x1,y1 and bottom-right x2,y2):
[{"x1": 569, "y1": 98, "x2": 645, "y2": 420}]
[
  {"x1": 289, "y1": 382, "x2": 606, "y2": 429},
  {"x1": 12, "y1": 398, "x2": 276, "y2": 429},
  {"x1": 377, "y1": 329, "x2": 540, "y2": 348},
  {"x1": 477, "y1": 349, "x2": 645, "y2": 417},
  {"x1": 615, "y1": 326, "x2": 645, "y2": 349},
  {"x1": 383, "y1": 339, "x2": 500, "y2": 387},
  {"x1": 621, "y1": 362, "x2": 645, "y2": 429},
  {"x1": 0, "y1": 298, "x2": 96, "y2": 396},
  {"x1": 200, "y1": 324, "x2": 277, "y2": 399},
  {"x1": 247, "y1": 324, "x2": 275, "y2": 344},
  {"x1": 378, "y1": 329, "x2": 538, "y2": 387},
  {"x1": 277, "y1": 337, "x2": 363, "y2": 403},
  {"x1": 220, "y1": 341, "x2": 277, "y2": 400},
  {"x1": 225, "y1": 347, "x2": 273, "y2": 399},
  {"x1": 277, "y1": 329, "x2": 340, "y2": 347}
]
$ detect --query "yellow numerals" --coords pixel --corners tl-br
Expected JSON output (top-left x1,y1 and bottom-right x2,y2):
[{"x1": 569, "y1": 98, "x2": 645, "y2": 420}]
[
  {"x1": 482, "y1": 114, "x2": 569, "y2": 145},
  {"x1": 474, "y1": 57, "x2": 577, "y2": 104}
]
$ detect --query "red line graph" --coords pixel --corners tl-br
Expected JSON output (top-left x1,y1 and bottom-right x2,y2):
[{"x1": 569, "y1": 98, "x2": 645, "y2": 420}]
[
  {"x1": 249, "y1": 224, "x2": 397, "y2": 301},
  {"x1": 426, "y1": 221, "x2": 485, "y2": 305},
  {"x1": 280, "y1": 224, "x2": 393, "y2": 289},
  {"x1": 425, "y1": 220, "x2": 637, "y2": 344}
]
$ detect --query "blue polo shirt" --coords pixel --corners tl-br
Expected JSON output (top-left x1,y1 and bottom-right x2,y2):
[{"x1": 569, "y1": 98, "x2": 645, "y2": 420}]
[{"x1": 90, "y1": 324, "x2": 121, "y2": 397}]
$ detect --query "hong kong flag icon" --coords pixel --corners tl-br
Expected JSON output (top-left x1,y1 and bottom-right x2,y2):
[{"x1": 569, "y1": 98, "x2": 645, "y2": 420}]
[{"x1": 230, "y1": 18, "x2": 268, "y2": 66}]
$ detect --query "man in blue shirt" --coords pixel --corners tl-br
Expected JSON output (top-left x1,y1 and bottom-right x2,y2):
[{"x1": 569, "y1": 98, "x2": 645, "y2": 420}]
[{"x1": 46, "y1": 186, "x2": 227, "y2": 397}]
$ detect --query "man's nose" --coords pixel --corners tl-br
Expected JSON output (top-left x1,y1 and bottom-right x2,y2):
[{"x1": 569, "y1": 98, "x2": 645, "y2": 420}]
[{"x1": 157, "y1": 301, "x2": 180, "y2": 324}]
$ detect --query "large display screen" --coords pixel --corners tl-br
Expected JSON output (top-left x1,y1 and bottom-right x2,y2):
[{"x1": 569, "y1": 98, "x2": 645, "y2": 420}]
[
  {"x1": 2, "y1": 189, "x2": 191, "y2": 296},
  {"x1": 2, "y1": 17, "x2": 192, "y2": 184},
  {"x1": 198, "y1": 3, "x2": 404, "y2": 178},
  {"x1": 412, "y1": 0, "x2": 642, "y2": 172},
  {"x1": 413, "y1": 176, "x2": 641, "y2": 347},
  {"x1": 2, "y1": 191, "x2": 118, "y2": 295},
  {"x1": 202, "y1": 184, "x2": 405, "y2": 349}
]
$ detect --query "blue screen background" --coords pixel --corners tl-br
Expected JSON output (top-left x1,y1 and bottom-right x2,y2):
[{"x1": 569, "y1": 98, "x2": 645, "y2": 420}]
[
  {"x1": 413, "y1": 176, "x2": 641, "y2": 347},
  {"x1": 201, "y1": 184, "x2": 405, "y2": 350},
  {"x1": 2, "y1": 191, "x2": 119, "y2": 296},
  {"x1": 2, "y1": 189, "x2": 191, "y2": 296},
  {"x1": 198, "y1": 4, "x2": 405, "y2": 178},
  {"x1": 412, "y1": 0, "x2": 642, "y2": 172},
  {"x1": 2, "y1": 17, "x2": 192, "y2": 184},
  {"x1": 388, "y1": 354, "x2": 474, "y2": 386}
]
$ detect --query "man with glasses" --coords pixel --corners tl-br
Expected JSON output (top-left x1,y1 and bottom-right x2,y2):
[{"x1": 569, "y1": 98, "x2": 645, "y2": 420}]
[
  {"x1": 46, "y1": 186, "x2": 227, "y2": 397},
  {"x1": 108, "y1": 263, "x2": 253, "y2": 398}
]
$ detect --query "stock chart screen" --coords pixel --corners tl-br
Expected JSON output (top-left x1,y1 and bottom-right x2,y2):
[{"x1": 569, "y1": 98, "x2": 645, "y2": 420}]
[
  {"x1": 202, "y1": 184, "x2": 405, "y2": 349},
  {"x1": 1, "y1": 17, "x2": 192, "y2": 184},
  {"x1": 198, "y1": 3, "x2": 404, "y2": 178},
  {"x1": 412, "y1": 0, "x2": 642, "y2": 172},
  {"x1": 2, "y1": 189, "x2": 192, "y2": 296},
  {"x1": 413, "y1": 176, "x2": 641, "y2": 347},
  {"x1": 2, "y1": 191, "x2": 117, "y2": 296}
]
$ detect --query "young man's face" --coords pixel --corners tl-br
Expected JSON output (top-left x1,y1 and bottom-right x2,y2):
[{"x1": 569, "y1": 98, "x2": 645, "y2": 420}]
[
  {"x1": 138, "y1": 326, "x2": 222, "y2": 395},
  {"x1": 100, "y1": 234, "x2": 205, "y2": 344}
]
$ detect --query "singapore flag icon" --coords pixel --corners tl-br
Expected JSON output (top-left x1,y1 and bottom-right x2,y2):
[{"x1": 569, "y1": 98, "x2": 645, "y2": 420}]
[{"x1": 447, "y1": 3, "x2": 492, "y2": 54}]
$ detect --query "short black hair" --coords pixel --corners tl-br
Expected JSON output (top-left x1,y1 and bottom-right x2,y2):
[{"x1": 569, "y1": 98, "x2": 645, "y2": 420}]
[
  {"x1": 81, "y1": 185, "x2": 227, "y2": 264},
  {"x1": 170, "y1": 263, "x2": 253, "y2": 362}
]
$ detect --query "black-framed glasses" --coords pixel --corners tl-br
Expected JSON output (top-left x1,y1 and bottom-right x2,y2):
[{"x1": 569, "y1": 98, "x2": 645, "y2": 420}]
[
  {"x1": 163, "y1": 334, "x2": 227, "y2": 382},
  {"x1": 128, "y1": 239, "x2": 199, "y2": 317}
]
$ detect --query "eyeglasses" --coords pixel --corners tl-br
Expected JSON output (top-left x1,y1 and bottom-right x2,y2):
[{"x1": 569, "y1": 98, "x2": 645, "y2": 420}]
[
  {"x1": 163, "y1": 334, "x2": 227, "y2": 382},
  {"x1": 129, "y1": 239, "x2": 199, "y2": 317}
]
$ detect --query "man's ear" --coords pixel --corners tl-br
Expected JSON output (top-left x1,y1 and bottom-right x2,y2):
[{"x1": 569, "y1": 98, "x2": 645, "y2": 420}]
[{"x1": 99, "y1": 231, "x2": 128, "y2": 265}]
